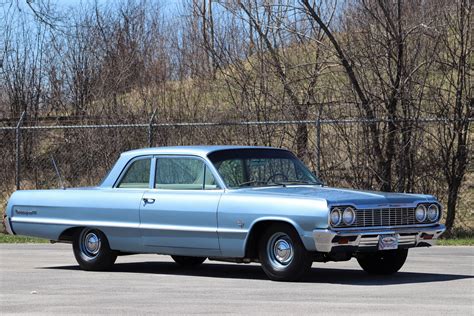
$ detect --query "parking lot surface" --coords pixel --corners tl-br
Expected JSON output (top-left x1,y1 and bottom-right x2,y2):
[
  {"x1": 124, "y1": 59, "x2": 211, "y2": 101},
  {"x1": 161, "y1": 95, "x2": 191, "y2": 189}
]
[{"x1": 0, "y1": 244, "x2": 473, "y2": 315}]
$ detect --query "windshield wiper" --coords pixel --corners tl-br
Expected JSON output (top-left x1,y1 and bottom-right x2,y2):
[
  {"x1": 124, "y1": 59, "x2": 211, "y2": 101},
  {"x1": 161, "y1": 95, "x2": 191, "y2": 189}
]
[
  {"x1": 272, "y1": 180, "x2": 320, "y2": 185},
  {"x1": 236, "y1": 180, "x2": 285, "y2": 188},
  {"x1": 237, "y1": 180, "x2": 268, "y2": 187},
  {"x1": 237, "y1": 180, "x2": 320, "y2": 188}
]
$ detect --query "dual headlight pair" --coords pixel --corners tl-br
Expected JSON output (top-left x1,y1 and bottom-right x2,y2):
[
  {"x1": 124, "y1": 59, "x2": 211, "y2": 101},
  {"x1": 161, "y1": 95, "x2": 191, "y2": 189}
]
[
  {"x1": 330, "y1": 207, "x2": 355, "y2": 226},
  {"x1": 416, "y1": 204, "x2": 440, "y2": 223},
  {"x1": 330, "y1": 204, "x2": 441, "y2": 227}
]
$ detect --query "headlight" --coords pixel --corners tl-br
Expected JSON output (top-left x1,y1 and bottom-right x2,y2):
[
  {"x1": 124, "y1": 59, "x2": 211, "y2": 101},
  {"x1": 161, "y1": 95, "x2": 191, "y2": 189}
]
[
  {"x1": 427, "y1": 204, "x2": 439, "y2": 222},
  {"x1": 330, "y1": 208, "x2": 342, "y2": 226},
  {"x1": 342, "y1": 207, "x2": 356, "y2": 225},
  {"x1": 415, "y1": 204, "x2": 427, "y2": 222}
]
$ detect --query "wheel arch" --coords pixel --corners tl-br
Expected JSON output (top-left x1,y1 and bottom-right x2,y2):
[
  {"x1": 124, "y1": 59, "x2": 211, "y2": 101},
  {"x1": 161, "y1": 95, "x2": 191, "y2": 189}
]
[
  {"x1": 244, "y1": 218, "x2": 305, "y2": 260},
  {"x1": 57, "y1": 226, "x2": 85, "y2": 243}
]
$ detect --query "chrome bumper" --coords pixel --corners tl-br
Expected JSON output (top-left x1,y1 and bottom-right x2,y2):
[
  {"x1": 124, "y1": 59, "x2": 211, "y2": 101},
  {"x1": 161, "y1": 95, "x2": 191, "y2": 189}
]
[
  {"x1": 3, "y1": 214, "x2": 15, "y2": 235},
  {"x1": 313, "y1": 224, "x2": 446, "y2": 253}
]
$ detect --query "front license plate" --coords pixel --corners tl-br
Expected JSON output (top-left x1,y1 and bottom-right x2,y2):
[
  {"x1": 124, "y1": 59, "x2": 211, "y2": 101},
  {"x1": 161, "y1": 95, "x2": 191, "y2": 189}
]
[{"x1": 378, "y1": 234, "x2": 398, "y2": 250}]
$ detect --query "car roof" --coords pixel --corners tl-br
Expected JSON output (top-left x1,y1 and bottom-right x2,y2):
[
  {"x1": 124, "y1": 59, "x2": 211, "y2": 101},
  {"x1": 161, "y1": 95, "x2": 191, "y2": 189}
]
[
  {"x1": 100, "y1": 146, "x2": 292, "y2": 188},
  {"x1": 121, "y1": 145, "x2": 286, "y2": 159}
]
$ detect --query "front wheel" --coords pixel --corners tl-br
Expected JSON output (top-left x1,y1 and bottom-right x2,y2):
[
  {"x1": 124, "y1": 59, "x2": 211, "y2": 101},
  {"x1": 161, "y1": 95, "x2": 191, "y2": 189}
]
[
  {"x1": 357, "y1": 249, "x2": 408, "y2": 275},
  {"x1": 258, "y1": 223, "x2": 312, "y2": 281},
  {"x1": 171, "y1": 255, "x2": 206, "y2": 267},
  {"x1": 73, "y1": 228, "x2": 117, "y2": 271}
]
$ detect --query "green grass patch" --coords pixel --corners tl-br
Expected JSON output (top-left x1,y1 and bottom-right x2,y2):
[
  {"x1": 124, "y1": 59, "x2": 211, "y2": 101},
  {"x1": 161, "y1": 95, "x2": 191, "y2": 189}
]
[
  {"x1": 437, "y1": 238, "x2": 474, "y2": 246},
  {"x1": 0, "y1": 233, "x2": 49, "y2": 243}
]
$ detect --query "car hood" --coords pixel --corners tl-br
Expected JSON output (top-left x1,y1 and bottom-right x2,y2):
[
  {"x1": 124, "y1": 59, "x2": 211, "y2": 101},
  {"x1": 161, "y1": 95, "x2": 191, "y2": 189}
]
[{"x1": 232, "y1": 186, "x2": 435, "y2": 208}]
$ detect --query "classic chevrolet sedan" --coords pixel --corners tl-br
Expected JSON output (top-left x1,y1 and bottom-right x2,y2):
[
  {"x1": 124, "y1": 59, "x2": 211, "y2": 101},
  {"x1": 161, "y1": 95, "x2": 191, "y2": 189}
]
[{"x1": 4, "y1": 146, "x2": 445, "y2": 281}]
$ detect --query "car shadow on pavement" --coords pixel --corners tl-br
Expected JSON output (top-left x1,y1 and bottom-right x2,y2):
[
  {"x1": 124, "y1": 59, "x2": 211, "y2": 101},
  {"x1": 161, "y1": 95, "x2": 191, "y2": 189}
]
[{"x1": 45, "y1": 261, "x2": 473, "y2": 285}]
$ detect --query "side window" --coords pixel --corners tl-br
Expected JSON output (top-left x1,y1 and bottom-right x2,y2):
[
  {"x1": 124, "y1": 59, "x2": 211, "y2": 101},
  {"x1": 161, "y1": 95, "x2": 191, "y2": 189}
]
[
  {"x1": 155, "y1": 157, "x2": 219, "y2": 190},
  {"x1": 204, "y1": 165, "x2": 218, "y2": 190},
  {"x1": 117, "y1": 158, "x2": 151, "y2": 188}
]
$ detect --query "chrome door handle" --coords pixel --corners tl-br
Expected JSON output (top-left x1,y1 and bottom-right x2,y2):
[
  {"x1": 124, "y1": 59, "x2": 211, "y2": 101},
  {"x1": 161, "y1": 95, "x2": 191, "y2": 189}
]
[{"x1": 143, "y1": 198, "x2": 155, "y2": 205}]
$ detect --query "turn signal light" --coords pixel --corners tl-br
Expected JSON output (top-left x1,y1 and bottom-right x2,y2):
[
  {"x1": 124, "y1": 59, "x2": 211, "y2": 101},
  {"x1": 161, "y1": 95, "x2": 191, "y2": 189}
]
[
  {"x1": 421, "y1": 234, "x2": 434, "y2": 240},
  {"x1": 338, "y1": 237, "x2": 350, "y2": 244}
]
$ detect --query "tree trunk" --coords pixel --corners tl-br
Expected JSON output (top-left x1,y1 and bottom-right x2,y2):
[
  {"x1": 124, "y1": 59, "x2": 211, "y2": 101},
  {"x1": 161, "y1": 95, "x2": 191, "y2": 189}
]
[{"x1": 445, "y1": 177, "x2": 461, "y2": 234}]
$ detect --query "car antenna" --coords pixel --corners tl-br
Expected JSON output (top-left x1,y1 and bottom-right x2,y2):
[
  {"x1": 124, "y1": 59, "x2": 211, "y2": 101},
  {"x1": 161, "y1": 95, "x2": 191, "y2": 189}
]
[{"x1": 51, "y1": 155, "x2": 65, "y2": 190}]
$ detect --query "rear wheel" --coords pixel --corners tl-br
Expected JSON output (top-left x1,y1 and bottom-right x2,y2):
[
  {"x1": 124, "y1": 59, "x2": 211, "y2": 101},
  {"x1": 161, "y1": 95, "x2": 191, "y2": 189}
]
[
  {"x1": 258, "y1": 223, "x2": 312, "y2": 281},
  {"x1": 171, "y1": 255, "x2": 206, "y2": 267},
  {"x1": 357, "y1": 249, "x2": 408, "y2": 275},
  {"x1": 73, "y1": 228, "x2": 117, "y2": 271}
]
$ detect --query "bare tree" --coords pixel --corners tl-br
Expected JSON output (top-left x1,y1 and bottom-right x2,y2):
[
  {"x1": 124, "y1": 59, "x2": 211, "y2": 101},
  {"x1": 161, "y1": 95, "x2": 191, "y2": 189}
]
[
  {"x1": 301, "y1": 0, "x2": 445, "y2": 192},
  {"x1": 201, "y1": 0, "x2": 333, "y2": 160},
  {"x1": 429, "y1": 0, "x2": 471, "y2": 233},
  {"x1": 0, "y1": 0, "x2": 471, "y2": 235}
]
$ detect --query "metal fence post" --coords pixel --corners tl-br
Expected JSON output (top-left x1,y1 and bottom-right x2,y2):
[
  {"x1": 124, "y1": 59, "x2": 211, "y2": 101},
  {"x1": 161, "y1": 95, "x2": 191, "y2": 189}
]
[
  {"x1": 315, "y1": 118, "x2": 321, "y2": 177},
  {"x1": 15, "y1": 111, "x2": 26, "y2": 190},
  {"x1": 148, "y1": 109, "x2": 157, "y2": 147}
]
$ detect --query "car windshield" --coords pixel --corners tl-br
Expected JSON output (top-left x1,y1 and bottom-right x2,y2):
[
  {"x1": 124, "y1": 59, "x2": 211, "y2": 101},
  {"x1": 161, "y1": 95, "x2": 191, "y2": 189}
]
[{"x1": 208, "y1": 149, "x2": 321, "y2": 188}]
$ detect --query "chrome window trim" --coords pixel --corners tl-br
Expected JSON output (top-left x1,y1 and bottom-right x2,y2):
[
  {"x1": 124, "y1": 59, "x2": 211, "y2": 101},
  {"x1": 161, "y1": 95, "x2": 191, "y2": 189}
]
[
  {"x1": 149, "y1": 157, "x2": 157, "y2": 189},
  {"x1": 151, "y1": 154, "x2": 226, "y2": 190}
]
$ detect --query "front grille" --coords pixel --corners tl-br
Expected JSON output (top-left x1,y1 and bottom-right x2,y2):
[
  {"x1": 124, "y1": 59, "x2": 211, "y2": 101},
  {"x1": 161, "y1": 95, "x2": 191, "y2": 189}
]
[{"x1": 352, "y1": 208, "x2": 416, "y2": 227}]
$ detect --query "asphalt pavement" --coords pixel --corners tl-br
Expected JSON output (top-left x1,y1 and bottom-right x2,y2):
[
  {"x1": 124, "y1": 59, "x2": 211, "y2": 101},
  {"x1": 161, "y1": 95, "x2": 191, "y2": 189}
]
[{"x1": 0, "y1": 244, "x2": 473, "y2": 315}]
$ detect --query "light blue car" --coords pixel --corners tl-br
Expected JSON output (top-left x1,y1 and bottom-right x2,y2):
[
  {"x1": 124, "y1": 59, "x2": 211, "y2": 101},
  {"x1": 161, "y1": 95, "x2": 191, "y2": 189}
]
[{"x1": 4, "y1": 146, "x2": 445, "y2": 281}]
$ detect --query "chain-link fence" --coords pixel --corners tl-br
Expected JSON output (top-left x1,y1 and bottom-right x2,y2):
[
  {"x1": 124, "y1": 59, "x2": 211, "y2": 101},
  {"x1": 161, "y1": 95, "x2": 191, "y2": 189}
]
[{"x1": 1, "y1": 116, "x2": 472, "y2": 233}]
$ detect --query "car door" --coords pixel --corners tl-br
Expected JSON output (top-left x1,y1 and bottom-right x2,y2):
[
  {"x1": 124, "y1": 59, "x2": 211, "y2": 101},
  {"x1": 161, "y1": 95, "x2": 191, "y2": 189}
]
[
  {"x1": 140, "y1": 155, "x2": 223, "y2": 255},
  {"x1": 103, "y1": 155, "x2": 153, "y2": 252}
]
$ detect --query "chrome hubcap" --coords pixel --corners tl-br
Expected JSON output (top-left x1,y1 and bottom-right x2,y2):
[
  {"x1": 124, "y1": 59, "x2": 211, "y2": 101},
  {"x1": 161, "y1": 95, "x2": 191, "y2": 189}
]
[
  {"x1": 274, "y1": 239, "x2": 292, "y2": 263},
  {"x1": 80, "y1": 230, "x2": 101, "y2": 258},
  {"x1": 267, "y1": 233, "x2": 294, "y2": 269},
  {"x1": 85, "y1": 233, "x2": 100, "y2": 254}
]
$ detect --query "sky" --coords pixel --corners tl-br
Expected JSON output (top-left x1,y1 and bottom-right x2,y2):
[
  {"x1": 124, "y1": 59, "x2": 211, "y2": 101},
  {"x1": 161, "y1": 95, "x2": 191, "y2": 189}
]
[
  {"x1": 40, "y1": 0, "x2": 179, "y2": 16},
  {"x1": 0, "y1": 0, "x2": 181, "y2": 25},
  {"x1": 53, "y1": 0, "x2": 180, "y2": 12}
]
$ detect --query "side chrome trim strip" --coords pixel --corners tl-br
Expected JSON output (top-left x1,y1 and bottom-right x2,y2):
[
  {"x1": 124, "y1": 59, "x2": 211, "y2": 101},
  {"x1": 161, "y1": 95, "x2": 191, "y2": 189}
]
[
  {"x1": 216, "y1": 228, "x2": 249, "y2": 234},
  {"x1": 141, "y1": 223, "x2": 216, "y2": 233},
  {"x1": 11, "y1": 217, "x2": 140, "y2": 229},
  {"x1": 10, "y1": 217, "x2": 247, "y2": 235}
]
